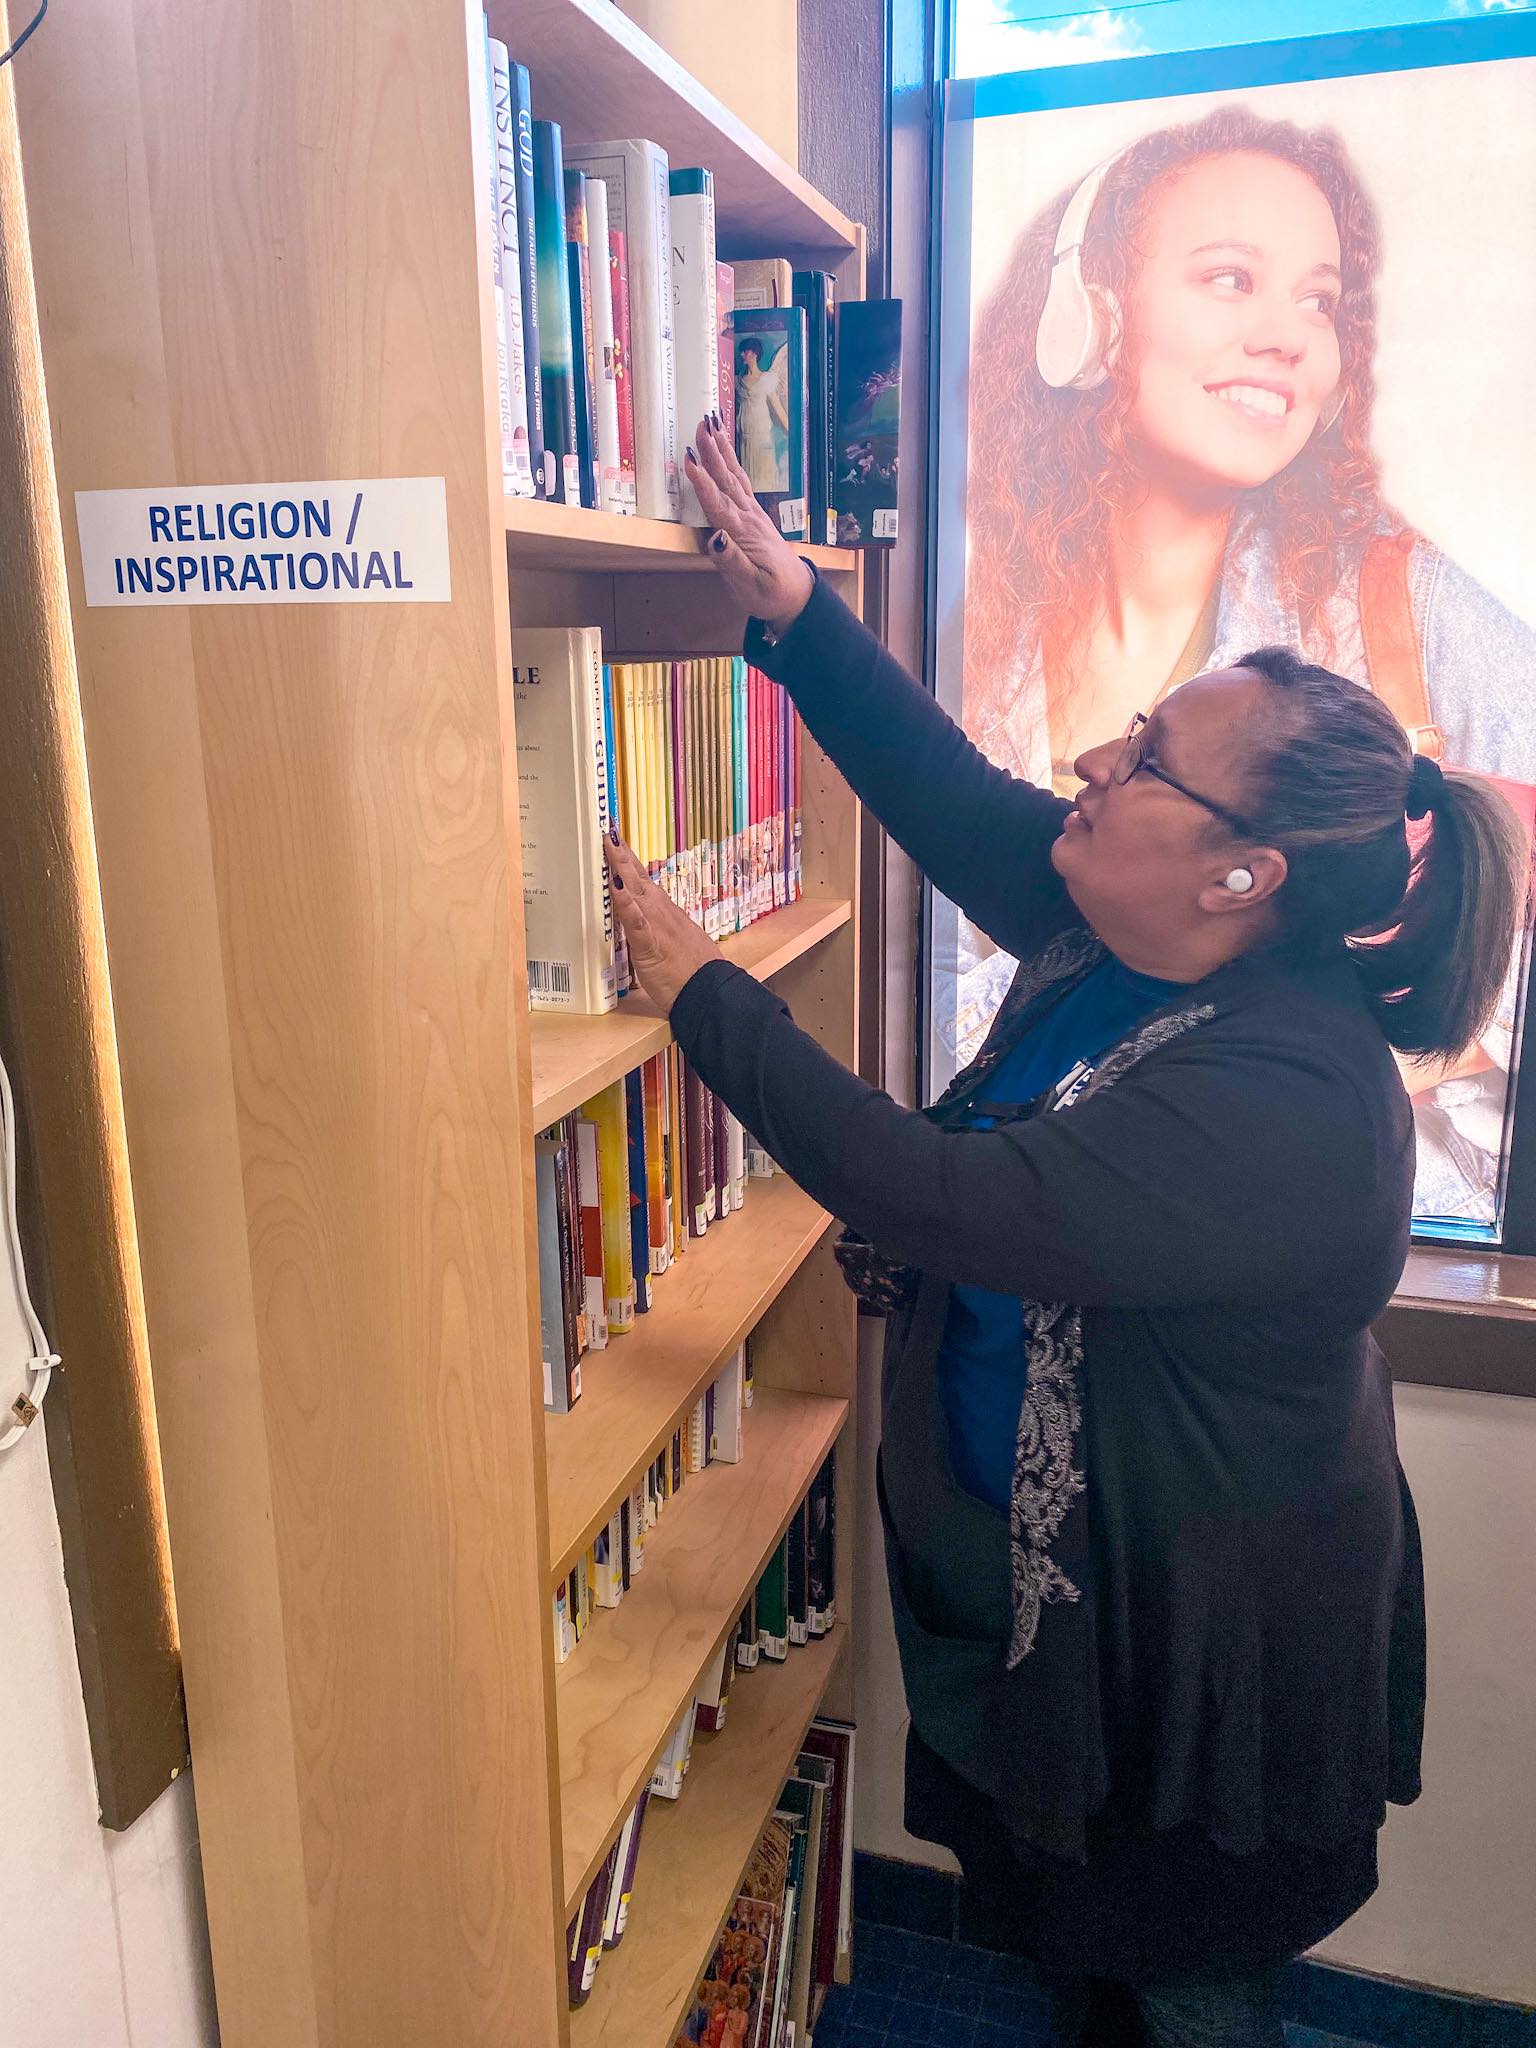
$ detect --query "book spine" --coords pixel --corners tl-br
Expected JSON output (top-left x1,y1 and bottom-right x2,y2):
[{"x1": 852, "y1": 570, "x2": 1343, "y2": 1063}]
[
  {"x1": 716, "y1": 261, "x2": 736, "y2": 451},
  {"x1": 624, "y1": 1067, "x2": 652, "y2": 1314},
  {"x1": 488, "y1": 40, "x2": 535, "y2": 497},
  {"x1": 641, "y1": 1055, "x2": 670, "y2": 1275},
  {"x1": 508, "y1": 64, "x2": 547, "y2": 496},
  {"x1": 716, "y1": 658, "x2": 732, "y2": 937},
  {"x1": 553, "y1": 1583, "x2": 573, "y2": 1663},
  {"x1": 793, "y1": 272, "x2": 837, "y2": 547},
  {"x1": 568, "y1": 142, "x2": 680, "y2": 519},
  {"x1": 548, "y1": 1136, "x2": 583, "y2": 1391},
  {"x1": 584, "y1": 175, "x2": 627, "y2": 515},
  {"x1": 660, "y1": 655, "x2": 677, "y2": 905},
  {"x1": 774, "y1": 679, "x2": 786, "y2": 905},
  {"x1": 609, "y1": 1791, "x2": 649, "y2": 1946},
  {"x1": 833, "y1": 297, "x2": 903, "y2": 545},
  {"x1": 683, "y1": 1056, "x2": 710, "y2": 1239},
  {"x1": 757, "y1": 1537, "x2": 789, "y2": 1661},
  {"x1": 532, "y1": 121, "x2": 581, "y2": 506},
  {"x1": 582, "y1": 1080, "x2": 635, "y2": 1331},
  {"x1": 475, "y1": 25, "x2": 518, "y2": 499},
  {"x1": 573, "y1": 1117, "x2": 609, "y2": 1350},
  {"x1": 602, "y1": 664, "x2": 632, "y2": 995},
  {"x1": 608, "y1": 229, "x2": 638, "y2": 512},
  {"x1": 511, "y1": 624, "x2": 618, "y2": 1016},
  {"x1": 668, "y1": 1045, "x2": 687, "y2": 1257},
  {"x1": 787, "y1": 1498, "x2": 810, "y2": 1646},
  {"x1": 535, "y1": 1140, "x2": 574, "y2": 1412},
  {"x1": 563, "y1": 170, "x2": 601, "y2": 510},
  {"x1": 732, "y1": 658, "x2": 748, "y2": 933},
  {"x1": 668, "y1": 171, "x2": 719, "y2": 524},
  {"x1": 712, "y1": 1089, "x2": 730, "y2": 1228},
  {"x1": 735, "y1": 1591, "x2": 760, "y2": 1669}
]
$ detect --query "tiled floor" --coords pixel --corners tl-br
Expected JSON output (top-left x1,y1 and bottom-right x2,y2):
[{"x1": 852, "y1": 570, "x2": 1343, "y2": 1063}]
[{"x1": 813, "y1": 1923, "x2": 1377, "y2": 2048}]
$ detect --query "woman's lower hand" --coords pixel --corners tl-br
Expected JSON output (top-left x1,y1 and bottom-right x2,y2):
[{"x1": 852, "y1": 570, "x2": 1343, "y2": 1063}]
[
  {"x1": 687, "y1": 416, "x2": 815, "y2": 637},
  {"x1": 606, "y1": 834, "x2": 723, "y2": 1016}
]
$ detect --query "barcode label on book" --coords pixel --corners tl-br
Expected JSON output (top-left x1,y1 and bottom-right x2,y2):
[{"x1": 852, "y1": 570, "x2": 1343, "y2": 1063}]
[
  {"x1": 778, "y1": 497, "x2": 808, "y2": 536},
  {"x1": 528, "y1": 959, "x2": 574, "y2": 997},
  {"x1": 873, "y1": 508, "x2": 899, "y2": 540}
]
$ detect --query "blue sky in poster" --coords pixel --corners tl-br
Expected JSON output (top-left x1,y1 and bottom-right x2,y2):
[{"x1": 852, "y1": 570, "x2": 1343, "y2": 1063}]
[{"x1": 953, "y1": 0, "x2": 1531, "y2": 75}]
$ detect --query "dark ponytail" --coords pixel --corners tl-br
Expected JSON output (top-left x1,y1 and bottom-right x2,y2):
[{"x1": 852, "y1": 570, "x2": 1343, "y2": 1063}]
[{"x1": 1235, "y1": 647, "x2": 1530, "y2": 1062}]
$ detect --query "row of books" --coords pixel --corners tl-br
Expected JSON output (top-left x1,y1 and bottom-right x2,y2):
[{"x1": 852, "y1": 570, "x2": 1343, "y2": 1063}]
[
  {"x1": 737, "y1": 1455, "x2": 838, "y2": 1667},
  {"x1": 538, "y1": 1049, "x2": 774, "y2": 1412},
  {"x1": 512, "y1": 629, "x2": 803, "y2": 1017},
  {"x1": 568, "y1": 1710, "x2": 856, "y2": 2031},
  {"x1": 473, "y1": 19, "x2": 901, "y2": 544},
  {"x1": 553, "y1": 1346, "x2": 751, "y2": 1664},
  {"x1": 676, "y1": 1717, "x2": 856, "y2": 2047},
  {"x1": 729, "y1": 261, "x2": 903, "y2": 551}
]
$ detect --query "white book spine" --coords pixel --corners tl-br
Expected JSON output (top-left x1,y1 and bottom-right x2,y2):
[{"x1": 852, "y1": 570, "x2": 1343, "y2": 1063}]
[
  {"x1": 669, "y1": 173, "x2": 720, "y2": 526},
  {"x1": 489, "y1": 40, "x2": 535, "y2": 497},
  {"x1": 584, "y1": 176, "x2": 629, "y2": 515},
  {"x1": 568, "y1": 141, "x2": 681, "y2": 521},
  {"x1": 512, "y1": 628, "x2": 617, "y2": 1015},
  {"x1": 709, "y1": 1348, "x2": 745, "y2": 1463},
  {"x1": 472, "y1": 27, "x2": 518, "y2": 496}
]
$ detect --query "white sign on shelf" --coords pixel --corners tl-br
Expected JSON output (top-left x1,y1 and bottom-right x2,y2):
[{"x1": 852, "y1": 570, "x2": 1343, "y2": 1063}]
[{"x1": 75, "y1": 476, "x2": 452, "y2": 607}]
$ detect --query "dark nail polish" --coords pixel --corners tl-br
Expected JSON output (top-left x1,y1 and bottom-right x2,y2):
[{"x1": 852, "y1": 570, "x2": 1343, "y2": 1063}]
[
  {"x1": 610, "y1": 827, "x2": 621, "y2": 846},
  {"x1": 686, "y1": 445, "x2": 697, "y2": 463},
  {"x1": 710, "y1": 531, "x2": 728, "y2": 554},
  {"x1": 611, "y1": 871, "x2": 624, "y2": 890},
  {"x1": 711, "y1": 411, "x2": 722, "y2": 430}
]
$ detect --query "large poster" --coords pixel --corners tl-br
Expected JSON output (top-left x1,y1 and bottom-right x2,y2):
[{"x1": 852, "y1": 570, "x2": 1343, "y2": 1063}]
[{"x1": 930, "y1": 18, "x2": 1536, "y2": 1237}]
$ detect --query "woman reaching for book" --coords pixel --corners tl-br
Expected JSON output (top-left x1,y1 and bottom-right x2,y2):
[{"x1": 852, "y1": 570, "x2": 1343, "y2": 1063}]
[{"x1": 605, "y1": 419, "x2": 1528, "y2": 2048}]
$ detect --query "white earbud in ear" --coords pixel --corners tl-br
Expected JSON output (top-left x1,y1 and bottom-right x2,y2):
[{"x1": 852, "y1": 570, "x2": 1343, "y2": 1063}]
[{"x1": 1224, "y1": 868, "x2": 1256, "y2": 896}]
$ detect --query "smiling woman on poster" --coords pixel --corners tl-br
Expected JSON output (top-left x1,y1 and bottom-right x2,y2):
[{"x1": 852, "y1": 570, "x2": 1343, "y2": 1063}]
[{"x1": 957, "y1": 102, "x2": 1536, "y2": 1223}]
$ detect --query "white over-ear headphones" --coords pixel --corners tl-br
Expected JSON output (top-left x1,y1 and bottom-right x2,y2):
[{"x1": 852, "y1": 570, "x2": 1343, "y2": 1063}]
[
  {"x1": 1035, "y1": 153, "x2": 1125, "y2": 390},
  {"x1": 1036, "y1": 149, "x2": 1349, "y2": 440},
  {"x1": 1224, "y1": 868, "x2": 1256, "y2": 895}
]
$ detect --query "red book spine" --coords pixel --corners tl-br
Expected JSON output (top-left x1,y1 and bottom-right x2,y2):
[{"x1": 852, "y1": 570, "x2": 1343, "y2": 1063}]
[{"x1": 609, "y1": 230, "x2": 637, "y2": 510}]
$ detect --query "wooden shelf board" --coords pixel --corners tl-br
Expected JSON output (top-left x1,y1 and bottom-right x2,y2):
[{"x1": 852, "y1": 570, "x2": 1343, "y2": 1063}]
[
  {"x1": 530, "y1": 898, "x2": 851, "y2": 1129},
  {"x1": 485, "y1": 0, "x2": 858, "y2": 258},
  {"x1": 546, "y1": 1176, "x2": 833, "y2": 1584},
  {"x1": 569, "y1": 1630, "x2": 846, "y2": 2048},
  {"x1": 557, "y1": 1388, "x2": 847, "y2": 1916},
  {"x1": 505, "y1": 496, "x2": 856, "y2": 576}
]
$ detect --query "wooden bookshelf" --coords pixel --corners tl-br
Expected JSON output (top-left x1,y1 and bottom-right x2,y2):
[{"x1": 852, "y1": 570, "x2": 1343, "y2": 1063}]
[
  {"x1": 505, "y1": 496, "x2": 856, "y2": 576},
  {"x1": 486, "y1": 0, "x2": 857, "y2": 259},
  {"x1": 557, "y1": 1387, "x2": 847, "y2": 1914},
  {"x1": 545, "y1": 1176, "x2": 833, "y2": 1583},
  {"x1": 17, "y1": 4, "x2": 865, "y2": 2046},
  {"x1": 531, "y1": 897, "x2": 852, "y2": 1128},
  {"x1": 570, "y1": 1632, "x2": 846, "y2": 2047}
]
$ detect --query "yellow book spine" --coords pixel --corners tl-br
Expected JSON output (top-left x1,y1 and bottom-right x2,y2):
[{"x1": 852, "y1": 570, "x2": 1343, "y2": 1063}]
[
  {"x1": 618, "y1": 663, "x2": 640, "y2": 851},
  {"x1": 661, "y1": 658, "x2": 677, "y2": 905},
  {"x1": 580, "y1": 1079, "x2": 635, "y2": 1331}
]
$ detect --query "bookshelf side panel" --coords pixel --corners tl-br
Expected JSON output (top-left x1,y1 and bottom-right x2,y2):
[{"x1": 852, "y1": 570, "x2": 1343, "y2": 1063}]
[{"x1": 17, "y1": 1, "x2": 565, "y2": 2043}]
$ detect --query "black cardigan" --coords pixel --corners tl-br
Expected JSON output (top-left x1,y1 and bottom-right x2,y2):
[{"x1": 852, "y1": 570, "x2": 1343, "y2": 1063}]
[{"x1": 671, "y1": 574, "x2": 1425, "y2": 1862}]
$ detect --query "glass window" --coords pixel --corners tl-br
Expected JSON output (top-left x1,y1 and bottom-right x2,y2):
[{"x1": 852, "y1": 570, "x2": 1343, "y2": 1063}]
[{"x1": 928, "y1": 12, "x2": 1536, "y2": 1243}]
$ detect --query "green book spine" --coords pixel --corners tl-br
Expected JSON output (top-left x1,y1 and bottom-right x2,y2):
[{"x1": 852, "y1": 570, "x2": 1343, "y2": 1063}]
[
  {"x1": 757, "y1": 1534, "x2": 789, "y2": 1661},
  {"x1": 532, "y1": 120, "x2": 580, "y2": 506}
]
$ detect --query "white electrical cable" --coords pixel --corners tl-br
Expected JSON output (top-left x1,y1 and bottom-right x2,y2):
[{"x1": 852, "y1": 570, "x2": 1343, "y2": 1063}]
[{"x1": 0, "y1": 1045, "x2": 59, "y2": 1453}]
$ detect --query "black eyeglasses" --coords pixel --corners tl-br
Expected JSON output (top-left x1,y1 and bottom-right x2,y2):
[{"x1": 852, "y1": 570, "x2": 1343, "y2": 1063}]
[{"x1": 1112, "y1": 712, "x2": 1260, "y2": 839}]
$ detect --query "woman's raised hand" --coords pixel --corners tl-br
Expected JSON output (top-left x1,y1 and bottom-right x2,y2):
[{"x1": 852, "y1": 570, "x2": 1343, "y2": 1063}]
[{"x1": 687, "y1": 416, "x2": 815, "y2": 637}]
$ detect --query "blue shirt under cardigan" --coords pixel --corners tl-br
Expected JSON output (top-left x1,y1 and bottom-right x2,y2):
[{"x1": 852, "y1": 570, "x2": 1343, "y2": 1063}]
[{"x1": 938, "y1": 955, "x2": 1181, "y2": 1511}]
